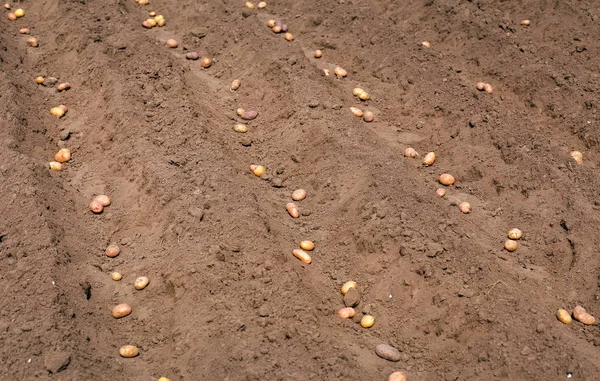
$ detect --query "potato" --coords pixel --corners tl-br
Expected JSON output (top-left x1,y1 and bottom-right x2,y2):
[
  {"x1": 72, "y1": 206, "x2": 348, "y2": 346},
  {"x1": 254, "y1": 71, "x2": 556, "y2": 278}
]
[
  {"x1": 250, "y1": 164, "x2": 265, "y2": 177},
  {"x1": 14, "y1": 8, "x2": 23, "y2": 17},
  {"x1": 422, "y1": 152, "x2": 435, "y2": 166},
  {"x1": 57, "y1": 82, "x2": 71, "y2": 91},
  {"x1": 166, "y1": 39, "x2": 177, "y2": 48},
  {"x1": 89, "y1": 200, "x2": 103, "y2": 214},
  {"x1": 241, "y1": 110, "x2": 258, "y2": 120},
  {"x1": 291, "y1": 189, "x2": 307, "y2": 201},
  {"x1": 358, "y1": 91, "x2": 370, "y2": 101},
  {"x1": 314, "y1": 49, "x2": 322, "y2": 58},
  {"x1": 142, "y1": 20, "x2": 153, "y2": 28},
  {"x1": 281, "y1": 24, "x2": 288, "y2": 32},
  {"x1": 157, "y1": 18, "x2": 166, "y2": 27},
  {"x1": 292, "y1": 249, "x2": 311, "y2": 264},
  {"x1": 350, "y1": 107, "x2": 363, "y2": 117},
  {"x1": 272, "y1": 25, "x2": 282, "y2": 33},
  {"x1": 573, "y1": 305, "x2": 595, "y2": 325},
  {"x1": 375, "y1": 344, "x2": 401, "y2": 362},
  {"x1": 149, "y1": 11, "x2": 156, "y2": 16},
  {"x1": 504, "y1": 239, "x2": 518, "y2": 252},
  {"x1": 158, "y1": 378, "x2": 171, "y2": 381},
  {"x1": 3, "y1": 3, "x2": 9, "y2": 9},
  {"x1": 233, "y1": 124, "x2": 247, "y2": 133},
  {"x1": 507, "y1": 228, "x2": 523, "y2": 240},
  {"x1": 267, "y1": 19, "x2": 276, "y2": 27},
  {"x1": 111, "y1": 303, "x2": 132, "y2": 318},
  {"x1": 134, "y1": 276, "x2": 149, "y2": 290},
  {"x1": 360, "y1": 315, "x2": 375, "y2": 328},
  {"x1": 439, "y1": 173, "x2": 455, "y2": 186},
  {"x1": 363, "y1": 111, "x2": 374, "y2": 122},
  {"x1": 436, "y1": 188, "x2": 446, "y2": 197},
  {"x1": 35, "y1": 76, "x2": 44, "y2": 84},
  {"x1": 111, "y1": 272, "x2": 122, "y2": 281},
  {"x1": 48, "y1": 161, "x2": 62, "y2": 171},
  {"x1": 54, "y1": 148, "x2": 71, "y2": 163},
  {"x1": 556, "y1": 308, "x2": 572, "y2": 324},
  {"x1": 422, "y1": 41, "x2": 431, "y2": 48},
  {"x1": 236, "y1": 108, "x2": 245, "y2": 116},
  {"x1": 27, "y1": 37, "x2": 38, "y2": 47},
  {"x1": 299, "y1": 240, "x2": 314, "y2": 251},
  {"x1": 230, "y1": 79, "x2": 241, "y2": 91},
  {"x1": 7, "y1": 12, "x2": 16, "y2": 20},
  {"x1": 337, "y1": 307, "x2": 355, "y2": 319},
  {"x1": 245, "y1": 1, "x2": 254, "y2": 8},
  {"x1": 185, "y1": 52, "x2": 200, "y2": 60},
  {"x1": 458, "y1": 201, "x2": 471, "y2": 214},
  {"x1": 258, "y1": 1, "x2": 266, "y2": 8},
  {"x1": 341, "y1": 281, "x2": 356, "y2": 295},
  {"x1": 19, "y1": 28, "x2": 29, "y2": 34},
  {"x1": 94, "y1": 195, "x2": 111, "y2": 207},
  {"x1": 146, "y1": 18, "x2": 157, "y2": 27},
  {"x1": 476, "y1": 82, "x2": 485, "y2": 91},
  {"x1": 284, "y1": 32, "x2": 293, "y2": 41},
  {"x1": 105, "y1": 245, "x2": 121, "y2": 258},
  {"x1": 119, "y1": 345, "x2": 139, "y2": 358},
  {"x1": 201, "y1": 57, "x2": 212, "y2": 68},
  {"x1": 388, "y1": 371, "x2": 408, "y2": 381},
  {"x1": 404, "y1": 148, "x2": 418, "y2": 158},
  {"x1": 286, "y1": 202, "x2": 300, "y2": 218},
  {"x1": 570, "y1": 151, "x2": 583, "y2": 165},
  {"x1": 334, "y1": 66, "x2": 347, "y2": 77},
  {"x1": 521, "y1": 19, "x2": 531, "y2": 26},
  {"x1": 483, "y1": 83, "x2": 493, "y2": 93},
  {"x1": 50, "y1": 106, "x2": 66, "y2": 118},
  {"x1": 352, "y1": 87, "x2": 365, "y2": 96}
]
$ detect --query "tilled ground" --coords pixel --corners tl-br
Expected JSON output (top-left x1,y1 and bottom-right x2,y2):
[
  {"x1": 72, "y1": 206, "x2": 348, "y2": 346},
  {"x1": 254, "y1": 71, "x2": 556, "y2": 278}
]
[{"x1": 1, "y1": 0, "x2": 600, "y2": 380}]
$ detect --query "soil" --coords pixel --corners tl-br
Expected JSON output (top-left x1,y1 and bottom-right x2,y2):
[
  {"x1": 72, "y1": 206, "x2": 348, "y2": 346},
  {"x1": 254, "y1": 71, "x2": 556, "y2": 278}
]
[{"x1": 1, "y1": 0, "x2": 600, "y2": 380}]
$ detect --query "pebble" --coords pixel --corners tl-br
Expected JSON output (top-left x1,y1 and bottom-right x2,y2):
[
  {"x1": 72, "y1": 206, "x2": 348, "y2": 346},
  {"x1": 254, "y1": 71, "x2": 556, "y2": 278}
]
[
  {"x1": 59, "y1": 129, "x2": 71, "y2": 141},
  {"x1": 44, "y1": 350, "x2": 71, "y2": 373},
  {"x1": 343, "y1": 287, "x2": 360, "y2": 307},
  {"x1": 375, "y1": 344, "x2": 402, "y2": 362},
  {"x1": 271, "y1": 177, "x2": 283, "y2": 188}
]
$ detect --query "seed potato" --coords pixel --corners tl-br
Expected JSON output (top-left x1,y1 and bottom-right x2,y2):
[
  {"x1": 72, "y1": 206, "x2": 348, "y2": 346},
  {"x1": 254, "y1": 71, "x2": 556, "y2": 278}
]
[
  {"x1": 300, "y1": 240, "x2": 315, "y2": 251},
  {"x1": 436, "y1": 188, "x2": 446, "y2": 197},
  {"x1": 375, "y1": 344, "x2": 401, "y2": 362},
  {"x1": 233, "y1": 124, "x2": 247, "y2": 133},
  {"x1": 14, "y1": 8, "x2": 23, "y2": 17},
  {"x1": 507, "y1": 228, "x2": 523, "y2": 240},
  {"x1": 360, "y1": 315, "x2": 375, "y2": 328},
  {"x1": 112, "y1": 303, "x2": 132, "y2": 318},
  {"x1": 119, "y1": 345, "x2": 139, "y2": 358},
  {"x1": 89, "y1": 200, "x2": 104, "y2": 214},
  {"x1": 54, "y1": 148, "x2": 71, "y2": 163},
  {"x1": 439, "y1": 173, "x2": 455, "y2": 186},
  {"x1": 504, "y1": 239, "x2": 518, "y2": 252},
  {"x1": 363, "y1": 111, "x2": 374, "y2": 122},
  {"x1": 423, "y1": 152, "x2": 436, "y2": 166},
  {"x1": 134, "y1": 276, "x2": 149, "y2": 290},
  {"x1": 573, "y1": 305, "x2": 595, "y2": 325},
  {"x1": 458, "y1": 202, "x2": 471, "y2": 214},
  {"x1": 291, "y1": 189, "x2": 307, "y2": 201},
  {"x1": 201, "y1": 57, "x2": 212, "y2": 68},
  {"x1": 292, "y1": 249, "x2": 311, "y2": 264},
  {"x1": 341, "y1": 281, "x2": 357, "y2": 295},
  {"x1": 350, "y1": 107, "x2": 363, "y2": 117},
  {"x1": 111, "y1": 272, "x2": 123, "y2": 281},
  {"x1": 337, "y1": 307, "x2": 356, "y2": 319},
  {"x1": 105, "y1": 244, "x2": 121, "y2": 258},
  {"x1": 230, "y1": 79, "x2": 241, "y2": 91},
  {"x1": 241, "y1": 110, "x2": 258, "y2": 120},
  {"x1": 556, "y1": 308, "x2": 572, "y2": 324},
  {"x1": 250, "y1": 164, "x2": 265, "y2": 177},
  {"x1": 286, "y1": 202, "x2": 300, "y2": 218},
  {"x1": 27, "y1": 37, "x2": 38, "y2": 47},
  {"x1": 388, "y1": 372, "x2": 408, "y2": 381},
  {"x1": 314, "y1": 49, "x2": 322, "y2": 58},
  {"x1": 404, "y1": 148, "x2": 418, "y2": 158},
  {"x1": 166, "y1": 39, "x2": 177, "y2": 48},
  {"x1": 570, "y1": 151, "x2": 583, "y2": 165},
  {"x1": 48, "y1": 161, "x2": 62, "y2": 171},
  {"x1": 334, "y1": 66, "x2": 347, "y2": 77}
]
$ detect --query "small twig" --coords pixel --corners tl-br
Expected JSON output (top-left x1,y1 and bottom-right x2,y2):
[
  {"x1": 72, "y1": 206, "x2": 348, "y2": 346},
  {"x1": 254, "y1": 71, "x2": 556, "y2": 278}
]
[{"x1": 485, "y1": 280, "x2": 507, "y2": 296}]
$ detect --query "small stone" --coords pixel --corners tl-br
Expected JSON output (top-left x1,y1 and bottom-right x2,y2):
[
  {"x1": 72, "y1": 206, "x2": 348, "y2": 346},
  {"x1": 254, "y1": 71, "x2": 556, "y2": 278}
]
[
  {"x1": 536, "y1": 324, "x2": 545, "y2": 333},
  {"x1": 375, "y1": 344, "x2": 401, "y2": 362},
  {"x1": 271, "y1": 177, "x2": 283, "y2": 188},
  {"x1": 301, "y1": 210, "x2": 311, "y2": 216},
  {"x1": 240, "y1": 138, "x2": 252, "y2": 147},
  {"x1": 520, "y1": 346, "x2": 532, "y2": 356},
  {"x1": 44, "y1": 350, "x2": 71, "y2": 373},
  {"x1": 343, "y1": 287, "x2": 360, "y2": 307},
  {"x1": 308, "y1": 100, "x2": 320, "y2": 108},
  {"x1": 43, "y1": 77, "x2": 58, "y2": 87},
  {"x1": 258, "y1": 305, "x2": 270, "y2": 317},
  {"x1": 59, "y1": 129, "x2": 71, "y2": 141},
  {"x1": 457, "y1": 289, "x2": 475, "y2": 298}
]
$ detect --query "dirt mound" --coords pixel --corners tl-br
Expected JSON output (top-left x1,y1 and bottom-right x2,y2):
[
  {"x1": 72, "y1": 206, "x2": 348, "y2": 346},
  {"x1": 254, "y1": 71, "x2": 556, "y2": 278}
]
[{"x1": 1, "y1": 0, "x2": 600, "y2": 379}]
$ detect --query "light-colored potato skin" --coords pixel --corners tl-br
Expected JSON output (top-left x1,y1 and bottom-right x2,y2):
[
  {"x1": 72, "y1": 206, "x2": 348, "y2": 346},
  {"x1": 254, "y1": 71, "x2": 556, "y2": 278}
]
[{"x1": 119, "y1": 345, "x2": 139, "y2": 358}]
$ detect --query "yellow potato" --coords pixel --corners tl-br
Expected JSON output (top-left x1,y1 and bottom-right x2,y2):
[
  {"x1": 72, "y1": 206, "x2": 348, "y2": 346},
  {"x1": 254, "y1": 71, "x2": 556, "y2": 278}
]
[
  {"x1": 360, "y1": 315, "x2": 375, "y2": 328},
  {"x1": 504, "y1": 239, "x2": 518, "y2": 252},
  {"x1": 341, "y1": 281, "x2": 356, "y2": 295},
  {"x1": 556, "y1": 309, "x2": 572, "y2": 325},
  {"x1": 111, "y1": 303, "x2": 132, "y2": 319},
  {"x1": 119, "y1": 345, "x2": 139, "y2": 358},
  {"x1": 299, "y1": 240, "x2": 314, "y2": 251},
  {"x1": 134, "y1": 276, "x2": 149, "y2": 290},
  {"x1": 507, "y1": 228, "x2": 523, "y2": 240}
]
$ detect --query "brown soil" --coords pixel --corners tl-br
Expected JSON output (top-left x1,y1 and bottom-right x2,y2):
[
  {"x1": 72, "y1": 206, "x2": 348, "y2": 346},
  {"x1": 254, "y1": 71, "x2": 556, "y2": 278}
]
[{"x1": 2, "y1": 0, "x2": 600, "y2": 379}]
